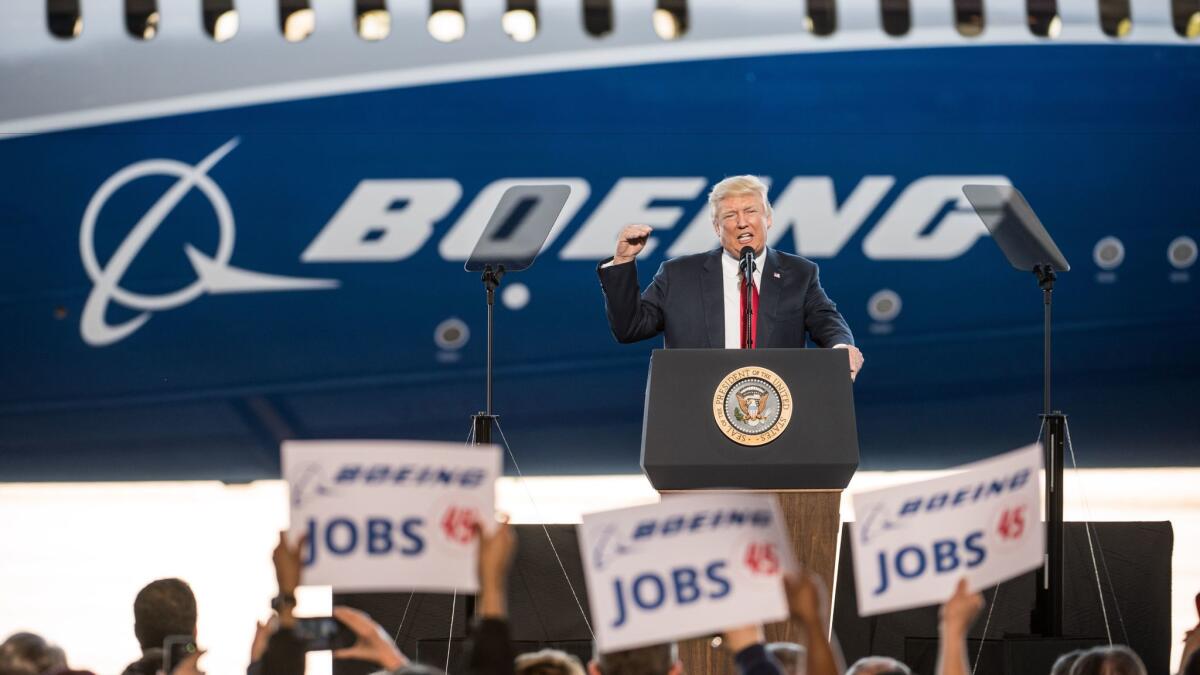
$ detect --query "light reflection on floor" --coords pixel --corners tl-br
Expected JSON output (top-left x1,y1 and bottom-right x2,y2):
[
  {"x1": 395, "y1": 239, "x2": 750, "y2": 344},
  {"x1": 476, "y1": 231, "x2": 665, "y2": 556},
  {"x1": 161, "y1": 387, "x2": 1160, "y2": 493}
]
[{"x1": 0, "y1": 469, "x2": 1194, "y2": 675}]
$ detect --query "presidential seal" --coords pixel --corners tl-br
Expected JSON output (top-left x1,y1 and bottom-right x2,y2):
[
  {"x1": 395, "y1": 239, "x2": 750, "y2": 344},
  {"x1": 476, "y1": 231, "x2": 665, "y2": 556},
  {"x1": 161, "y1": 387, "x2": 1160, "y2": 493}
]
[{"x1": 712, "y1": 367, "x2": 793, "y2": 446}]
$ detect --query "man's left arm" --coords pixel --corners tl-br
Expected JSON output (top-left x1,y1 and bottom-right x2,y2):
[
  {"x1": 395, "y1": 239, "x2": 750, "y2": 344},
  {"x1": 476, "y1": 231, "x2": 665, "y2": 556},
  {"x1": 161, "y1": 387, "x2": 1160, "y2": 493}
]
[{"x1": 802, "y1": 264, "x2": 864, "y2": 380}]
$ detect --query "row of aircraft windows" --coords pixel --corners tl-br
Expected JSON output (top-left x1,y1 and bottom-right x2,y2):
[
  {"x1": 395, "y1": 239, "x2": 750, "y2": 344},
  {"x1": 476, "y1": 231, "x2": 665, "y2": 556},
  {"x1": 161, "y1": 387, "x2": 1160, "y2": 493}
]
[{"x1": 44, "y1": 0, "x2": 1200, "y2": 42}]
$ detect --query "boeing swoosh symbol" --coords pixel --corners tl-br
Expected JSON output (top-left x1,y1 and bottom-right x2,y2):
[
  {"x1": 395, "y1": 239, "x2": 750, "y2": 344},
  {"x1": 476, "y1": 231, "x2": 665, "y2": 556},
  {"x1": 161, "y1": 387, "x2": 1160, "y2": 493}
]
[{"x1": 79, "y1": 138, "x2": 338, "y2": 346}]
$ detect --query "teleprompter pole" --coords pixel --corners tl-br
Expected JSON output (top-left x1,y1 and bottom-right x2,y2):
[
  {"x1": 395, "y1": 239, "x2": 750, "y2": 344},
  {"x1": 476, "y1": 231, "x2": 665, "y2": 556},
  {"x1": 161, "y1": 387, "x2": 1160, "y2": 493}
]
[
  {"x1": 471, "y1": 265, "x2": 504, "y2": 446},
  {"x1": 466, "y1": 265, "x2": 505, "y2": 621},
  {"x1": 1031, "y1": 264, "x2": 1066, "y2": 637}
]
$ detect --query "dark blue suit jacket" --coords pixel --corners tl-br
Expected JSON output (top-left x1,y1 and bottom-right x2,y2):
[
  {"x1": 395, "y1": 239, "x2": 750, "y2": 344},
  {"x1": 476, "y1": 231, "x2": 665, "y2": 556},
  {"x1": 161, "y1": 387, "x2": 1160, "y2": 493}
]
[{"x1": 597, "y1": 247, "x2": 854, "y2": 349}]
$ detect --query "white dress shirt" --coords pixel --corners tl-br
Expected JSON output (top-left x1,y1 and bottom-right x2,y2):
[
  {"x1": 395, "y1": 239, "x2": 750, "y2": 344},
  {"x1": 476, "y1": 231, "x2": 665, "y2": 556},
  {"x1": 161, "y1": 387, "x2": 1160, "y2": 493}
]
[{"x1": 721, "y1": 249, "x2": 764, "y2": 349}]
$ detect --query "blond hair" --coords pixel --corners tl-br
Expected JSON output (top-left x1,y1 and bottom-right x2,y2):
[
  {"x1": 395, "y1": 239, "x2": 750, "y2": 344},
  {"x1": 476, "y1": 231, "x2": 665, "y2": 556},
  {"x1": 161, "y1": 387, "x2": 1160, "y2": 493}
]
[
  {"x1": 708, "y1": 175, "x2": 772, "y2": 224},
  {"x1": 515, "y1": 648, "x2": 586, "y2": 675}
]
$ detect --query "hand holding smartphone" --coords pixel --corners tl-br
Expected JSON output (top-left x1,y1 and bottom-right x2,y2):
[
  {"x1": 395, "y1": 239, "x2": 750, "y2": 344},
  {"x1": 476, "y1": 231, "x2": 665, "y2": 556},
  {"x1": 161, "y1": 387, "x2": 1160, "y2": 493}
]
[{"x1": 293, "y1": 616, "x2": 357, "y2": 652}]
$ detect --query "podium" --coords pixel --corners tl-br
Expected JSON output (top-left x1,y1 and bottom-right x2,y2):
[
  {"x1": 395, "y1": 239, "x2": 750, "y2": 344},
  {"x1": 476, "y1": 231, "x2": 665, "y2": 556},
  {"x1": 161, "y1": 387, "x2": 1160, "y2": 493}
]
[{"x1": 641, "y1": 348, "x2": 859, "y2": 675}]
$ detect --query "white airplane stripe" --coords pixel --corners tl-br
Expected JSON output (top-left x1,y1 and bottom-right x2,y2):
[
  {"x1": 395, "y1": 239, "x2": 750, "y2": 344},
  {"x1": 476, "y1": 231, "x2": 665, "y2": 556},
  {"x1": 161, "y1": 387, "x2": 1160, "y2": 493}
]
[{"x1": 0, "y1": 27, "x2": 1186, "y2": 140}]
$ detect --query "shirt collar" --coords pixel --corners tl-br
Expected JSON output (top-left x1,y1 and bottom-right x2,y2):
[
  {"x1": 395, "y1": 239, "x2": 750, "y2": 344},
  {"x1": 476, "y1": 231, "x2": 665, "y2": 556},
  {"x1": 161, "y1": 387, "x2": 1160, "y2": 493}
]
[{"x1": 721, "y1": 248, "x2": 766, "y2": 276}]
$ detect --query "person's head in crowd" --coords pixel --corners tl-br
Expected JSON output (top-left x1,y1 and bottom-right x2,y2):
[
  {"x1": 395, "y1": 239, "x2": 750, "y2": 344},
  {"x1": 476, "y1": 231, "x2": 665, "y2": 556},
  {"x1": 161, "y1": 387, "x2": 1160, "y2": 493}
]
[
  {"x1": 1068, "y1": 646, "x2": 1146, "y2": 675},
  {"x1": 588, "y1": 643, "x2": 682, "y2": 675},
  {"x1": 0, "y1": 632, "x2": 67, "y2": 675},
  {"x1": 1182, "y1": 612, "x2": 1200, "y2": 675},
  {"x1": 1183, "y1": 649, "x2": 1200, "y2": 675},
  {"x1": 846, "y1": 655, "x2": 912, "y2": 675},
  {"x1": 392, "y1": 665, "x2": 444, "y2": 675},
  {"x1": 119, "y1": 650, "x2": 162, "y2": 675},
  {"x1": 133, "y1": 578, "x2": 198, "y2": 652},
  {"x1": 1050, "y1": 649, "x2": 1084, "y2": 675},
  {"x1": 516, "y1": 648, "x2": 586, "y2": 675},
  {"x1": 766, "y1": 642, "x2": 806, "y2": 675}
]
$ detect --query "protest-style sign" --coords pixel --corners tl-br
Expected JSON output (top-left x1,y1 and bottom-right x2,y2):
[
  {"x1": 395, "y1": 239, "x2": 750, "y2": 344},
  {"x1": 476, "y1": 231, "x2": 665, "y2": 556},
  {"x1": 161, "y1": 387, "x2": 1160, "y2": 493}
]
[
  {"x1": 850, "y1": 444, "x2": 1043, "y2": 616},
  {"x1": 283, "y1": 440, "x2": 501, "y2": 593},
  {"x1": 577, "y1": 493, "x2": 796, "y2": 654}
]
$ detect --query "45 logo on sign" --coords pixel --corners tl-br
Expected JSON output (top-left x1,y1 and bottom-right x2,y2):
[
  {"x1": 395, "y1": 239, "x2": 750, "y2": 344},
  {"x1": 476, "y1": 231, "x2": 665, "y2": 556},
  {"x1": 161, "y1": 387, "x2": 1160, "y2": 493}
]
[
  {"x1": 743, "y1": 542, "x2": 781, "y2": 576},
  {"x1": 441, "y1": 506, "x2": 480, "y2": 545},
  {"x1": 996, "y1": 505, "x2": 1027, "y2": 541}
]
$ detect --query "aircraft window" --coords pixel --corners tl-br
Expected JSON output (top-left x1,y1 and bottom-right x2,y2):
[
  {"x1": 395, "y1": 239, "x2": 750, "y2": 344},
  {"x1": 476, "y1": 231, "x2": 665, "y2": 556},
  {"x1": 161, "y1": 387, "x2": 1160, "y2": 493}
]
[
  {"x1": 1027, "y1": 0, "x2": 1062, "y2": 36},
  {"x1": 1171, "y1": 0, "x2": 1200, "y2": 36},
  {"x1": 806, "y1": 0, "x2": 837, "y2": 36},
  {"x1": 279, "y1": 0, "x2": 315, "y2": 42},
  {"x1": 357, "y1": 0, "x2": 390, "y2": 40},
  {"x1": 503, "y1": 0, "x2": 538, "y2": 42},
  {"x1": 125, "y1": 0, "x2": 159, "y2": 40},
  {"x1": 47, "y1": 0, "x2": 82, "y2": 39},
  {"x1": 880, "y1": 0, "x2": 911, "y2": 34},
  {"x1": 428, "y1": 0, "x2": 466, "y2": 42},
  {"x1": 954, "y1": 0, "x2": 985, "y2": 35},
  {"x1": 583, "y1": 0, "x2": 613, "y2": 37},
  {"x1": 653, "y1": 0, "x2": 688, "y2": 39},
  {"x1": 203, "y1": 0, "x2": 238, "y2": 42},
  {"x1": 1099, "y1": 0, "x2": 1132, "y2": 36}
]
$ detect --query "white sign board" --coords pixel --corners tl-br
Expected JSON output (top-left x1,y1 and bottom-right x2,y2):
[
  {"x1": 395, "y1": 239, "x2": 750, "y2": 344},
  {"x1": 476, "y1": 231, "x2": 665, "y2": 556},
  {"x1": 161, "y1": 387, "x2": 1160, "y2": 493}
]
[
  {"x1": 850, "y1": 444, "x2": 1044, "y2": 616},
  {"x1": 578, "y1": 493, "x2": 795, "y2": 654},
  {"x1": 283, "y1": 440, "x2": 501, "y2": 593}
]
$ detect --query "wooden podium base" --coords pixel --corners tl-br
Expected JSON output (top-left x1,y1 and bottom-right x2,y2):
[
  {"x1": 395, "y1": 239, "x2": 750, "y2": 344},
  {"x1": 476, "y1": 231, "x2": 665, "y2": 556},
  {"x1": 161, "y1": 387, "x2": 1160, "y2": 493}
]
[{"x1": 662, "y1": 490, "x2": 842, "y2": 675}]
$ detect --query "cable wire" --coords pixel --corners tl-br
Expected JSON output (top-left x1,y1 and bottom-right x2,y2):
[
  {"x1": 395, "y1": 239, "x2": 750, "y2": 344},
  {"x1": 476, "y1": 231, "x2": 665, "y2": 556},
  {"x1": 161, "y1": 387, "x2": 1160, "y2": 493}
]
[
  {"x1": 1063, "y1": 419, "x2": 1118, "y2": 645},
  {"x1": 494, "y1": 420, "x2": 595, "y2": 638},
  {"x1": 446, "y1": 588, "x2": 457, "y2": 669},
  {"x1": 392, "y1": 591, "x2": 416, "y2": 643},
  {"x1": 970, "y1": 583, "x2": 1002, "y2": 675}
]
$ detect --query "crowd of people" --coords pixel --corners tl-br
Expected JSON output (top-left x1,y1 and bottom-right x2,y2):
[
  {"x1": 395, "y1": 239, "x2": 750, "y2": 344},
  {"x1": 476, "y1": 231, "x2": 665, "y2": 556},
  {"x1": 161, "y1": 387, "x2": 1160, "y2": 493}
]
[{"x1": 3, "y1": 523, "x2": 1197, "y2": 675}]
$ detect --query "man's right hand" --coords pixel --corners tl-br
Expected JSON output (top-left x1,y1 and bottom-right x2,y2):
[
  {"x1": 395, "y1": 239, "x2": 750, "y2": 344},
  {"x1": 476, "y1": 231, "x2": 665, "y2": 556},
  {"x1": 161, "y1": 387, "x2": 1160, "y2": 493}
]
[
  {"x1": 476, "y1": 516, "x2": 517, "y2": 619},
  {"x1": 939, "y1": 578, "x2": 984, "y2": 638},
  {"x1": 784, "y1": 570, "x2": 831, "y2": 629},
  {"x1": 273, "y1": 531, "x2": 305, "y2": 596},
  {"x1": 613, "y1": 225, "x2": 653, "y2": 265},
  {"x1": 332, "y1": 606, "x2": 408, "y2": 671}
]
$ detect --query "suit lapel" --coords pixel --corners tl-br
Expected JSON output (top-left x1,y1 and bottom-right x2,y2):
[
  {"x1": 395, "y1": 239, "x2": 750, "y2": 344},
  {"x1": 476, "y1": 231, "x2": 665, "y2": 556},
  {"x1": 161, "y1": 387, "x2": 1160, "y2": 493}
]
[
  {"x1": 757, "y1": 248, "x2": 783, "y2": 348},
  {"x1": 701, "y1": 249, "x2": 724, "y2": 348}
]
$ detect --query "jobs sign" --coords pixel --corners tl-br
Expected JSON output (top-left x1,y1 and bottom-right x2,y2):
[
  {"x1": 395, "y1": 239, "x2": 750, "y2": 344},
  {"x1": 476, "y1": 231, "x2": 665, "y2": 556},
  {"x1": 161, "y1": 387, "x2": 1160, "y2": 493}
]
[
  {"x1": 850, "y1": 444, "x2": 1044, "y2": 616},
  {"x1": 578, "y1": 493, "x2": 795, "y2": 653},
  {"x1": 283, "y1": 440, "x2": 501, "y2": 593}
]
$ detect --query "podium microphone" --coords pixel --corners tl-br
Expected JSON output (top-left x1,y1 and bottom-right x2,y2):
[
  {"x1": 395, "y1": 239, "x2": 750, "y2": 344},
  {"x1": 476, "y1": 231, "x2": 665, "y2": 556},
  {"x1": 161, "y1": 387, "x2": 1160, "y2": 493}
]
[
  {"x1": 739, "y1": 245, "x2": 755, "y2": 285},
  {"x1": 739, "y1": 245, "x2": 755, "y2": 348}
]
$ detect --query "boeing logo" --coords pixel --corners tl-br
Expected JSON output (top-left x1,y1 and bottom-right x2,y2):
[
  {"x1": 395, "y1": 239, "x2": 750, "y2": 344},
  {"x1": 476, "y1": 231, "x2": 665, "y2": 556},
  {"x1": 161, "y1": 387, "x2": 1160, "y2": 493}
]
[
  {"x1": 290, "y1": 462, "x2": 340, "y2": 509},
  {"x1": 857, "y1": 467, "x2": 1033, "y2": 544},
  {"x1": 79, "y1": 138, "x2": 338, "y2": 347},
  {"x1": 591, "y1": 508, "x2": 775, "y2": 570},
  {"x1": 591, "y1": 523, "x2": 637, "y2": 571},
  {"x1": 79, "y1": 139, "x2": 1012, "y2": 346}
]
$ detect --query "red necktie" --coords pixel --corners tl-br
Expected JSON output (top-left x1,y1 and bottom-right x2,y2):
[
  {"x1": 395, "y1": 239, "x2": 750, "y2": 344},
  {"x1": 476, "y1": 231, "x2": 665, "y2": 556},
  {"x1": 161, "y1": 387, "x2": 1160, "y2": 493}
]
[{"x1": 739, "y1": 276, "x2": 759, "y2": 349}]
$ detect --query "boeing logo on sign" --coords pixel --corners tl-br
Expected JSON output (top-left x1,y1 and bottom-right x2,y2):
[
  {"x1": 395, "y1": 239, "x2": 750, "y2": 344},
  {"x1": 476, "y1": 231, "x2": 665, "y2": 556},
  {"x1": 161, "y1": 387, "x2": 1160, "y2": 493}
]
[
  {"x1": 856, "y1": 467, "x2": 1033, "y2": 544},
  {"x1": 289, "y1": 462, "x2": 340, "y2": 509},
  {"x1": 79, "y1": 138, "x2": 338, "y2": 346},
  {"x1": 591, "y1": 523, "x2": 637, "y2": 571}
]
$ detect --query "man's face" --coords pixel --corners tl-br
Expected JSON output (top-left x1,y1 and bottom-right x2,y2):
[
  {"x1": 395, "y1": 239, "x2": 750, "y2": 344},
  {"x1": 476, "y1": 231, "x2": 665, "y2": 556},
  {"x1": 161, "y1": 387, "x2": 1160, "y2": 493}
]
[{"x1": 714, "y1": 192, "x2": 772, "y2": 258}]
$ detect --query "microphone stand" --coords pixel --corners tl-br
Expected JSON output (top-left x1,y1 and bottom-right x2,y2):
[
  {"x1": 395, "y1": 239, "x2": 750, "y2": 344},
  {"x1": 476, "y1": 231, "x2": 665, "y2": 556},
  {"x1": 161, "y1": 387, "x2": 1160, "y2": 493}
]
[{"x1": 739, "y1": 247, "x2": 755, "y2": 349}]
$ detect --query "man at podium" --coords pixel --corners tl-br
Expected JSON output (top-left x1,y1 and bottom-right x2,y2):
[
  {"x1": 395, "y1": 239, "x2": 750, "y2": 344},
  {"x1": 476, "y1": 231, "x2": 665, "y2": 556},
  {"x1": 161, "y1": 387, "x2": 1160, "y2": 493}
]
[{"x1": 596, "y1": 175, "x2": 865, "y2": 380}]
